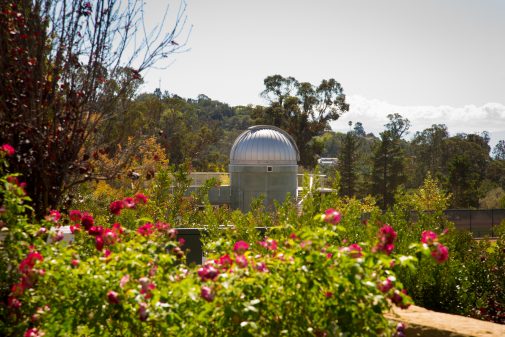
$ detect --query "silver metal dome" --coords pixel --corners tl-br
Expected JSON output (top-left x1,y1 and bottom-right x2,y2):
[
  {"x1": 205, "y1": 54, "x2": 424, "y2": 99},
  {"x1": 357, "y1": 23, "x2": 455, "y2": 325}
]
[{"x1": 230, "y1": 125, "x2": 300, "y2": 165}]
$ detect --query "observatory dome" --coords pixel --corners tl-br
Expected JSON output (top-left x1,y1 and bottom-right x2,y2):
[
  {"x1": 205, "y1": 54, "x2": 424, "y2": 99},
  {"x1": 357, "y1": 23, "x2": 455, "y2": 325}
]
[{"x1": 230, "y1": 125, "x2": 300, "y2": 165}]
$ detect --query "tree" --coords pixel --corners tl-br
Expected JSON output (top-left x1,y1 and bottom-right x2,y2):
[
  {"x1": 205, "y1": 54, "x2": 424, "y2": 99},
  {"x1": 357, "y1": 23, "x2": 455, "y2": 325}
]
[
  {"x1": 372, "y1": 114, "x2": 410, "y2": 209},
  {"x1": 253, "y1": 75, "x2": 349, "y2": 167},
  {"x1": 493, "y1": 140, "x2": 505, "y2": 160},
  {"x1": 353, "y1": 122, "x2": 366, "y2": 137},
  {"x1": 486, "y1": 159, "x2": 505, "y2": 190},
  {"x1": 410, "y1": 124, "x2": 449, "y2": 186},
  {"x1": 0, "y1": 1, "x2": 189, "y2": 216},
  {"x1": 443, "y1": 133, "x2": 490, "y2": 208},
  {"x1": 384, "y1": 113, "x2": 411, "y2": 139},
  {"x1": 447, "y1": 155, "x2": 481, "y2": 208},
  {"x1": 338, "y1": 130, "x2": 359, "y2": 197}
]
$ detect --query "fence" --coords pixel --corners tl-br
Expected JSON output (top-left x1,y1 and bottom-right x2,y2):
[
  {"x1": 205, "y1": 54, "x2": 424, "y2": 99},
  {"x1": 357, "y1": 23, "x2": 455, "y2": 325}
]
[{"x1": 443, "y1": 209, "x2": 505, "y2": 237}]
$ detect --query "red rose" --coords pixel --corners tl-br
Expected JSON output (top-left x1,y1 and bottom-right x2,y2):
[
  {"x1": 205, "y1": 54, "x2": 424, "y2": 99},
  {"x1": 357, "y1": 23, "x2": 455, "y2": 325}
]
[
  {"x1": 134, "y1": 193, "x2": 148, "y2": 204},
  {"x1": 378, "y1": 277, "x2": 394, "y2": 293},
  {"x1": 95, "y1": 236, "x2": 104, "y2": 251},
  {"x1": 103, "y1": 229, "x2": 117, "y2": 245},
  {"x1": 137, "y1": 223, "x2": 154, "y2": 236},
  {"x1": 216, "y1": 254, "x2": 232, "y2": 268},
  {"x1": 69, "y1": 210, "x2": 82, "y2": 223},
  {"x1": 138, "y1": 302, "x2": 148, "y2": 321},
  {"x1": 81, "y1": 213, "x2": 94, "y2": 230},
  {"x1": 88, "y1": 226, "x2": 104, "y2": 237},
  {"x1": 107, "y1": 290, "x2": 120, "y2": 304},
  {"x1": 109, "y1": 200, "x2": 124, "y2": 216},
  {"x1": 421, "y1": 231, "x2": 438, "y2": 245},
  {"x1": 198, "y1": 264, "x2": 219, "y2": 281}
]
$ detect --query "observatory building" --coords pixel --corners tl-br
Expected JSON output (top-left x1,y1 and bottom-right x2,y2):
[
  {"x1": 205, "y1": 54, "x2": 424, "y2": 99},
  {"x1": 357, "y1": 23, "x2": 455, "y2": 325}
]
[{"x1": 228, "y1": 125, "x2": 300, "y2": 212}]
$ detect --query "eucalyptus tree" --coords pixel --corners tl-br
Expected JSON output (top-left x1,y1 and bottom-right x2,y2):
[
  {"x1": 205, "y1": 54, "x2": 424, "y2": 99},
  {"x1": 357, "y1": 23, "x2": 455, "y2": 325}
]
[
  {"x1": 253, "y1": 75, "x2": 349, "y2": 167},
  {"x1": 493, "y1": 140, "x2": 505, "y2": 160}
]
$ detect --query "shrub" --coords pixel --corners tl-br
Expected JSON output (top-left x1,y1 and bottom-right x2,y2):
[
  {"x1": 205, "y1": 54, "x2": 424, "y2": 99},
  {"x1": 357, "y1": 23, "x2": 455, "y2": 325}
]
[
  {"x1": 4, "y1": 151, "x2": 485, "y2": 335},
  {"x1": 1, "y1": 172, "x2": 447, "y2": 336}
]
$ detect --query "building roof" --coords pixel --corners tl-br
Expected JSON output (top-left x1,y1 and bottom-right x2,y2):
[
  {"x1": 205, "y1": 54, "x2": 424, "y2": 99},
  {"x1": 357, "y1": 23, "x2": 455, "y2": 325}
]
[{"x1": 230, "y1": 125, "x2": 300, "y2": 165}]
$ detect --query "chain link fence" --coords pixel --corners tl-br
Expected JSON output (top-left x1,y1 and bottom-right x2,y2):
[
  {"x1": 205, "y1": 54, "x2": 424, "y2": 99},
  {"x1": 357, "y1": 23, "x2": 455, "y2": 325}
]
[{"x1": 444, "y1": 209, "x2": 505, "y2": 237}]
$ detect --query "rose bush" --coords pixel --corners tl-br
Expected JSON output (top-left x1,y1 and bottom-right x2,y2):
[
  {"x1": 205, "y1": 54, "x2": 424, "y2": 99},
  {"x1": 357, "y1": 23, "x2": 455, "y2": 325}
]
[
  {"x1": 0, "y1": 149, "x2": 460, "y2": 336},
  {"x1": 1, "y1": 209, "x2": 442, "y2": 335}
]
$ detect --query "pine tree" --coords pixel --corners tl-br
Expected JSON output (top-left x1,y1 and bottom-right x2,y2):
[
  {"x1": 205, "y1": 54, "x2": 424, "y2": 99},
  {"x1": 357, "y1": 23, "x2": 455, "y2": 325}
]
[
  {"x1": 338, "y1": 131, "x2": 359, "y2": 197},
  {"x1": 372, "y1": 114, "x2": 410, "y2": 209}
]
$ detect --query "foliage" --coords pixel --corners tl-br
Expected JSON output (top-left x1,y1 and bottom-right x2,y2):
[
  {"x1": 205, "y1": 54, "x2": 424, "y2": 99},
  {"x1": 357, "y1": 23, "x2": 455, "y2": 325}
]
[
  {"x1": 410, "y1": 124, "x2": 449, "y2": 187},
  {"x1": 493, "y1": 140, "x2": 505, "y2": 160},
  {"x1": 317, "y1": 128, "x2": 377, "y2": 198},
  {"x1": 100, "y1": 92, "x2": 253, "y2": 171},
  {"x1": 353, "y1": 122, "x2": 366, "y2": 137},
  {"x1": 0, "y1": 200, "x2": 424, "y2": 336},
  {"x1": 382, "y1": 177, "x2": 505, "y2": 324},
  {"x1": 4, "y1": 147, "x2": 505, "y2": 336},
  {"x1": 338, "y1": 129, "x2": 359, "y2": 197},
  {"x1": 1, "y1": 150, "x2": 459, "y2": 336},
  {"x1": 0, "y1": 0, "x2": 189, "y2": 216},
  {"x1": 372, "y1": 132, "x2": 405, "y2": 209},
  {"x1": 71, "y1": 136, "x2": 169, "y2": 217},
  {"x1": 444, "y1": 133, "x2": 490, "y2": 208},
  {"x1": 401, "y1": 173, "x2": 452, "y2": 213},
  {"x1": 252, "y1": 75, "x2": 349, "y2": 167},
  {"x1": 51, "y1": 83, "x2": 503, "y2": 210},
  {"x1": 479, "y1": 187, "x2": 505, "y2": 209},
  {"x1": 372, "y1": 114, "x2": 410, "y2": 209}
]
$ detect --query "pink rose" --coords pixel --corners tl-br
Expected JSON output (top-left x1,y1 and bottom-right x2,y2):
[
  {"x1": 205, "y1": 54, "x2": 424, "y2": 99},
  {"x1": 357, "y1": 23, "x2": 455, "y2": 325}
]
[
  {"x1": 431, "y1": 244, "x2": 449, "y2": 264},
  {"x1": 421, "y1": 231, "x2": 438, "y2": 245},
  {"x1": 45, "y1": 210, "x2": 61, "y2": 223},
  {"x1": 323, "y1": 208, "x2": 342, "y2": 224},
  {"x1": 122, "y1": 197, "x2": 135, "y2": 209},
  {"x1": 233, "y1": 241, "x2": 249, "y2": 255},
  {"x1": 259, "y1": 238, "x2": 278, "y2": 251},
  {"x1": 1, "y1": 144, "x2": 15, "y2": 156},
  {"x1": 235, "y1": 255, "x2": 248, "y2": 268},
  {"x1": 201, "y1": 285, "x2": 214, "y2": 302},
  {"x1": 348, "y1": 243, "x2": 363, "y2": 258}
]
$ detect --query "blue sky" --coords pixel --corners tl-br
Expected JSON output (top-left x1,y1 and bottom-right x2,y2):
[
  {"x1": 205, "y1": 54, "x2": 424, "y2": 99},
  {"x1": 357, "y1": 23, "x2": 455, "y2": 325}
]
[{"x1": 140, "y1": 0, "x2": 505, "y2": 147}]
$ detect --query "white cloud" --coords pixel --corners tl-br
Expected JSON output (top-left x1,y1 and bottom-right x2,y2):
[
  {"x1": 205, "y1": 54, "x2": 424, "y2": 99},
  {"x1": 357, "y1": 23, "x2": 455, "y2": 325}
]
[{"x1": 331, "y1": 95, "x2": 505, "y2": 148}]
